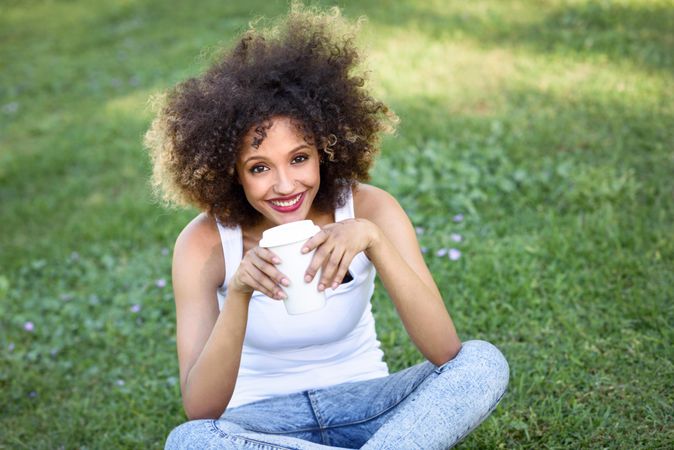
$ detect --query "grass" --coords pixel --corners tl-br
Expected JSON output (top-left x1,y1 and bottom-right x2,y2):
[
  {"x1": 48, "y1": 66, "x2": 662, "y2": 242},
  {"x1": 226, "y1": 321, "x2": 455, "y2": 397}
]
[{"x1": 1, "y1": 0, "x2": 672, "y2": 448}]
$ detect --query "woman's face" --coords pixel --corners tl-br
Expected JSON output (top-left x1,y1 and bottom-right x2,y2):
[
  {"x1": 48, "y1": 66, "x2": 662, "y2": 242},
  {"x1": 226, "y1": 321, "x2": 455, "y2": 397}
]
[{"x1": 236, "y1": 117, "x2": 321, "y2": 228}]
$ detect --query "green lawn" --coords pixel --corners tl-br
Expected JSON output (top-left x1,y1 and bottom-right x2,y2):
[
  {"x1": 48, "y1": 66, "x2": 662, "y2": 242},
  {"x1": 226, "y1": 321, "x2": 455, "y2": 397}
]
[{"x1": 1, "y1": 0, "x2": 672, "y2": 448}]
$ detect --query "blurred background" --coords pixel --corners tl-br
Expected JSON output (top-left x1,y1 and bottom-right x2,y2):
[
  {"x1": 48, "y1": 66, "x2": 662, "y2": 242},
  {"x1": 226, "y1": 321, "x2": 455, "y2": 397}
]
[{"x1": 1, "y1": 0, "x2": 672, "y2": 448}]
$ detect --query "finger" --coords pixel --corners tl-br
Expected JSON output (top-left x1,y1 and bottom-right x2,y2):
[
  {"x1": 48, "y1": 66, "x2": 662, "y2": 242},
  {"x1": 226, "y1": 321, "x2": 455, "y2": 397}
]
[
  {"x1": 254, "y1": 246, "x2": 282, "y2": 265},
  {"x1": 243, "y1": 264, "x2": 286, "y2": 300},
  {"x1": 318, "y1": 248, "x2": 344, "y2": 292},
  {"x1": 330, "y1": 255, "x2": 353, "y2": 290},
  {"x1": 250, "y1": 251, "x2": 289, "y2": 287},
  {"x1": 301, "y1": 229, "x2": 330, "y2": 254},
  {"x1": 304, "y1": 242, "x2": 333, "y2": 283}
]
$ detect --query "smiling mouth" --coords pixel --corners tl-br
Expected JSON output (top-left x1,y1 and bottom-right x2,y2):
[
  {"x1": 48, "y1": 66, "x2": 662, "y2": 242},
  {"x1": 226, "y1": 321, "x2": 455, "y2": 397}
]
[
  {"x1": 270, "y1": 193, "x2": 302, "y2": 207},
  {"x1": 268, "y1": 192, "x2": 304, "y2": 211}
]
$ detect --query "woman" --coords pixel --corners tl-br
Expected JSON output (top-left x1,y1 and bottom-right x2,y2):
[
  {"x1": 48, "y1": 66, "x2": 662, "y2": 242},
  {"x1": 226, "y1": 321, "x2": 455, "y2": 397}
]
[{"x1": 146, "y1": 5, "x2": 509, "y2": 449}]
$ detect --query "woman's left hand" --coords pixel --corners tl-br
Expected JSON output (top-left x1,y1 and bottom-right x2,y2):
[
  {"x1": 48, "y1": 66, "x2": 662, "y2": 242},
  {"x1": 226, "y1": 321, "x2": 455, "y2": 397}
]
[{"x1": 301, "y1": 218, "x2": 379, "y2": 292}]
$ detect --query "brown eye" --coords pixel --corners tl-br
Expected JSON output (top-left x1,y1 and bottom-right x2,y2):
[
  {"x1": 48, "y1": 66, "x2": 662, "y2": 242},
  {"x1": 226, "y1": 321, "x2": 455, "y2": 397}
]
[
  {"x1": 250, "y1": 165, "x2": 268, "y2": 174},
  {"x1": 292, "y1": 155, "x2": 308, "y2": 164}
]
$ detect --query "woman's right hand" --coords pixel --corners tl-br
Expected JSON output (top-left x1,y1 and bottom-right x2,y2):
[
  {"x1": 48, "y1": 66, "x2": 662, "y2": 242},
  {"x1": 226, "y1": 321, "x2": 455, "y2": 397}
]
[{"x1": 228, "y1": 246, "x2": 290, "y2": 300}]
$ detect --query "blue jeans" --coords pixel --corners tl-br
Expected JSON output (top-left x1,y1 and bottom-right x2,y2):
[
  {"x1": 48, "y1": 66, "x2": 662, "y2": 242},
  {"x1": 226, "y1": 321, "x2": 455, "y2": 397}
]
[{"x1": 166, "y1": 340, "x2": 509, "y2": 449}]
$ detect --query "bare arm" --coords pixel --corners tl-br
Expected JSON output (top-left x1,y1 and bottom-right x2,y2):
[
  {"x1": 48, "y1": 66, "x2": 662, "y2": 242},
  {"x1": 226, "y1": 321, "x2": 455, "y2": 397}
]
[
  {"x1": 303, "y1": 185, "x2": 461, "y2": 365},
  {"x1": 172, "y1": 215, "x2": 246, "y2": 419},
  {"x1": 173, "y1": 214, "x2": 287, "y2": 419},
  {"x1": 359, "y1": 186, "x2": 461, "y2": 364}
]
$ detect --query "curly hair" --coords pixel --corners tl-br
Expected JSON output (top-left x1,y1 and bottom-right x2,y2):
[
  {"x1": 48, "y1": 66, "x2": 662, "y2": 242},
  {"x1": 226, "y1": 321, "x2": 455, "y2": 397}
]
[{"x1": 145, "y1": 3, "x2": 397, "y2": 227}]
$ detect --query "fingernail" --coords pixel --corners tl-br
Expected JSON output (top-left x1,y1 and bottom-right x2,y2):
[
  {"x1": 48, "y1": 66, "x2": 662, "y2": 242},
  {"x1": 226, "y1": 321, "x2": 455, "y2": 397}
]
[
  {"x1": 301, "y1": 247, "x2": 309, "y2": 253},
  {"x1": 272, "y1": 257, "x2": 281, "y2": 264},
  {"x1": 304, "y1": 275, "x2": 312, "y2": 283},
  {"x1": 278, "y1": 291, "x2": 287, "y2": 300},
  {"x1": 281, "y1": 278, "x2": 290, "y2": 286},
  {"x1": 332, "y1": 282, "x2": 339, "y2": 290},
  {"x1": 318, "y1": 283, "x2": 325, "y2": 292}
]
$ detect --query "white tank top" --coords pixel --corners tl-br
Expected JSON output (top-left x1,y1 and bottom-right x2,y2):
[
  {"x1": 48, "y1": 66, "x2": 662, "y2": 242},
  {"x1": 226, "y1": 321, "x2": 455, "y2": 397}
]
[{"x1": 216, "y1": 189, "x2": 389, "y2": 408}]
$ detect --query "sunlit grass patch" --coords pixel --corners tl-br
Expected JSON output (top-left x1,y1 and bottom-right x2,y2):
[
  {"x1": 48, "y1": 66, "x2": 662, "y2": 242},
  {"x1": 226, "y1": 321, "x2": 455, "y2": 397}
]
[{"x1": 369, "y1": 33, "x2": 516, "y2": 116}]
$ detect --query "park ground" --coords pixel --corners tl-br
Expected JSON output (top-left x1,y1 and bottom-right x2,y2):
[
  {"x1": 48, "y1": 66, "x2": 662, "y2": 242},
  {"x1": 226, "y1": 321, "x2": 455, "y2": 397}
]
[{"x1": 1, "y1": 1, "x2": 672, "y2": 448}]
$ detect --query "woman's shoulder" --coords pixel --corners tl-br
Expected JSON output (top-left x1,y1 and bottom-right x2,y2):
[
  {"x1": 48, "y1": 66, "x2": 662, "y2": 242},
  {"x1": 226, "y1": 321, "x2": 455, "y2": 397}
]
[
  {"x1": 176, "y1": 213, "x2": 221, "y2": 248},
  {"x1": 352, "y1": 183, "x2": 403, "y2": 221},
  {"x1": 173, "y1": 213, "x2": 225, "y2": 285}
]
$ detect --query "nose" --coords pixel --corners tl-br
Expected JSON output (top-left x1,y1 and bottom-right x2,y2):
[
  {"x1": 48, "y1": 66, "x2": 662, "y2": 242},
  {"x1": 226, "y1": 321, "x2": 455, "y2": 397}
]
[{"x1": 273, "y1": 168, "x2": 295, "y2": 195}]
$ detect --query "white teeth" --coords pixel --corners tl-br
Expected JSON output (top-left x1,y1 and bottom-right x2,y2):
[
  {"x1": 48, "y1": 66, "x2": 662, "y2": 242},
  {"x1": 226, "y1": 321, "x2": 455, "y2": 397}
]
[{"x1": 271, "y1": 194, "x2": 301, "y2": 207}]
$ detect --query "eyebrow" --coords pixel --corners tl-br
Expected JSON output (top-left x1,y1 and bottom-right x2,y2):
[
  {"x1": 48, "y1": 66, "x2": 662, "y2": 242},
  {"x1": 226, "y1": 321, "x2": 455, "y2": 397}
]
[{"x1": 241, "y1": 144, "x2": 311, "y2": 165}]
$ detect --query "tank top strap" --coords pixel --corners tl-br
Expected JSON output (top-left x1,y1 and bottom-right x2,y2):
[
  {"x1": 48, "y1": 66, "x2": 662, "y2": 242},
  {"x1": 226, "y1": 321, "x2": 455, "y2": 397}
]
[
  {"x1": 215, "y1": 219, "x2": 243, "y2": 286},
  {"x1": 334, "y1": 187, "x2": 355, "y2": 222}
]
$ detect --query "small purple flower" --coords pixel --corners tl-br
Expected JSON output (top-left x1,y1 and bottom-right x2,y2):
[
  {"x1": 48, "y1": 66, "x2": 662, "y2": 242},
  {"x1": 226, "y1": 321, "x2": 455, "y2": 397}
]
[
  {"x1": 130, "y1": 304, "x2": 141, "y2": 313},
  {"x1": 23, "y1": 321, "x2": 34, "y2": 332},
  {"x1": 436, "y1": 248, "x2": 448, "y2": 257},
  {"x1": 421, "y1": 247, "x2": 428, "y2": 254},
  {"x1": 451, "y1": 233, "x2": 463, "y2": 242},
  {"x1": 155, "y1": 278, "x2": 167, "y2": 288},
  {"x1": 2, "y1": 102, "x2": 19, "y2": 114},
  {"x1": 50, "y1": 348, "x2": 59, "y2": 357},
  {"x1": 415, "y1": 226, "x2": 425, "y2": 235},
  {"x1": 60, "y1": 293, "x2": 74, "y2": 302},
  {"x1": 115, "y1": 379, "x2": 125, "y2": 387},
  {"x1": 28, "y1": 391, "x2": 38, "y2": 399},
  {"x1": 161, "y1": 247, "x2": 169, "y2": 256},
  {"x1": 69, "y1": 251, "x2": 80, "y2": 261},
  {"x1": 452, "y1": 214, "x2": 464, "y2": 223},
  {"x1": 8, "y1": 342, "x2": 15, "y2": 352},
  {"x1": 449, "y1": 249, "x2": 462, "y2": 261}
]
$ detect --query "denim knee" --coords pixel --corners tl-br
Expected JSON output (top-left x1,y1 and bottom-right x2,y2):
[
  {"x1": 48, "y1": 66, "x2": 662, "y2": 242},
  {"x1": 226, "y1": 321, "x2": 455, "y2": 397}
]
[
  {"x1": 165, "y1": 419, "x2": 213, "y2": 450},
  {"x1": 466, "y1": 340, "x2": 509, "y2": 395},
  {"x1": 436, "y1": 340, "x2": 509, "y2": 398}
]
